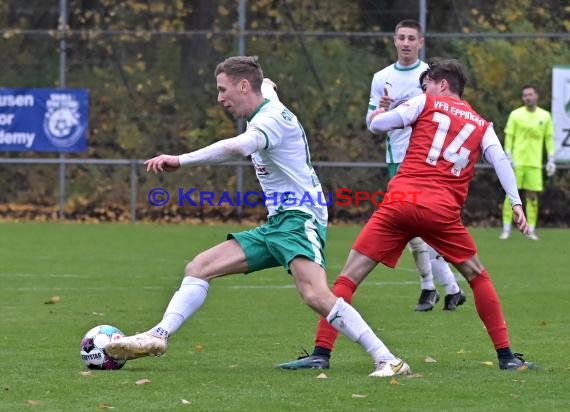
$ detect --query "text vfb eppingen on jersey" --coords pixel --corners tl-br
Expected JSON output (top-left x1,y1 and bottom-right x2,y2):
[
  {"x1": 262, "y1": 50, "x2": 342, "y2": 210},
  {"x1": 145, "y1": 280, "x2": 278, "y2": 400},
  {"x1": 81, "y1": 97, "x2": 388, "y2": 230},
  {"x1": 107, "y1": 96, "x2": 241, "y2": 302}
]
[{"x1": 147, "y1": 188, "x2": 422, "y2": 208}]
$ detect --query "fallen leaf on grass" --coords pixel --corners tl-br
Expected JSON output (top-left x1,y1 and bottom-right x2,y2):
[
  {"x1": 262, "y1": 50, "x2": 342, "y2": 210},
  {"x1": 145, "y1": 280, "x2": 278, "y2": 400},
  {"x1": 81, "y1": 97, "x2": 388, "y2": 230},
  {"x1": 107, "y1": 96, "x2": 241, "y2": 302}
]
[
  {"x1": 390, "y1": 378, "x2": 399, "y2": 385},
  {"x1": 316, "y1": 373, "x2": 328, "y2": 379},
  {"x1": 195, "y1": 344, "x2": 204, "y2": 352},
  {"x1": 25, "y1": 400, "x2": 41, "y2": 405},
  {"x1": 181, "y1": 399, "x2": 191, "y2": 405},
  {"x1": 513, "y1": 379, "x2": 526, "y2": 383},
  {"x1": 92, "y1": 312, "x2": 105, "y2": 316},
  {"x1": 135, "y1": 379, "x2": 151, "y2": 385},
  {"x1": 79, "y1": 371, "x2": 93, "y2": 376},
  {"x1": 44, "y1": 295, "x2": 61, "y2": 304},
  {"x1": 351, "y1": 393, "x2": 367, "y2": 398},
  {"x1": 406, "y1": 373, "x2": 424, "y2": 379},
  {"x1": 481, "y1": 361, "x2": 494, "y2": 366},
  {"x1": 424, "y1": 356, "x2": 437, "y2": 363},
  {"x1": 97, "y1": 404, "x2": 114, "y2": 409},
  {"x1": 456, "y1": 348, "x2": 466, "y2": 354}
]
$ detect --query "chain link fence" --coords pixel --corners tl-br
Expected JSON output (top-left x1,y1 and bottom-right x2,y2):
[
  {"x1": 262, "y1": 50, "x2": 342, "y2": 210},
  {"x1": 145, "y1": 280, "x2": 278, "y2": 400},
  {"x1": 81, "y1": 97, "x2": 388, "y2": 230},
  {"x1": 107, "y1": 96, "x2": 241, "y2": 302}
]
[{"x1": 1, "y1": 1, "x2": 568, "y2": 225}]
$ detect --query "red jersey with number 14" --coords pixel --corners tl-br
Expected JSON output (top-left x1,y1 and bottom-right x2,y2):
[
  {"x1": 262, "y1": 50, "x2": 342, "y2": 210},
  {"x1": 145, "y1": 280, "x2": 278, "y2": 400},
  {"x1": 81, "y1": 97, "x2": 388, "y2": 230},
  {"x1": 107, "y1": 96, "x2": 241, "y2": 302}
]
[{"x1": 388, "y1": 94, "x2": 492, "y2": 215}]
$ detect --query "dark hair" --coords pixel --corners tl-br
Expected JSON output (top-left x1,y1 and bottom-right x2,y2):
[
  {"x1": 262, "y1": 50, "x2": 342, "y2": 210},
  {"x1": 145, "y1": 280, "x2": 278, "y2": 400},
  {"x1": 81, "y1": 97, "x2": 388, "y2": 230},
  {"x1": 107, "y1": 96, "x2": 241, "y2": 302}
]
[
  {"x1": 214, "y1": 56, "x2": 264, "y2": 92},
  {"x1": 395, "y1": 19, "x2": 423, "y2": 37},
  {"x1": 521, "y1": 83, "x2": 538, "y2": 93},
  {"x1": 420, "y1": 58, "x2": 467, "y2": 97},
  {"x1": 419, "y1": 70, "x2": 429, "y2": 92}
]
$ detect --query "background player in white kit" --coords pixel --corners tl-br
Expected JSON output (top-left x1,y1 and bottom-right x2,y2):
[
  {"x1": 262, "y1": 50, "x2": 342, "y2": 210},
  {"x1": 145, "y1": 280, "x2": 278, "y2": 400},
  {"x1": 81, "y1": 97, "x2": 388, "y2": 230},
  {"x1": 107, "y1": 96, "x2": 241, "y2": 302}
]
[
  {"x1": 105, "y1": 55, "x2": 412, "y2": 378},
  {"x1": 367, "y1": 19, "x2": 465, "y2": 312}
]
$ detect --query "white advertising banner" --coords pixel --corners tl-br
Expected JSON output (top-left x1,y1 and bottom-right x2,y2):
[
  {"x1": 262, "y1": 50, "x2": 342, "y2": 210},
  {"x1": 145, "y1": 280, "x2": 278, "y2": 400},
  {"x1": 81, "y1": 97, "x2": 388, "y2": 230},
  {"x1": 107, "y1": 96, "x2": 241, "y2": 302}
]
[{"x1": 552, "y1": 65, "x2": 570, "y2": 161}]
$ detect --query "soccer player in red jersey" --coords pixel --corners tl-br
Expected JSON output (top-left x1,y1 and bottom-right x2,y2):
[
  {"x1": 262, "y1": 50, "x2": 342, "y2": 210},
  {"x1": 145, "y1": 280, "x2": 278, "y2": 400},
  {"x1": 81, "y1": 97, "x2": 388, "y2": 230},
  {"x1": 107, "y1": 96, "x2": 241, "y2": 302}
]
[{"x1": 278, "y1": 58, "x2": 535, "y2": 371}]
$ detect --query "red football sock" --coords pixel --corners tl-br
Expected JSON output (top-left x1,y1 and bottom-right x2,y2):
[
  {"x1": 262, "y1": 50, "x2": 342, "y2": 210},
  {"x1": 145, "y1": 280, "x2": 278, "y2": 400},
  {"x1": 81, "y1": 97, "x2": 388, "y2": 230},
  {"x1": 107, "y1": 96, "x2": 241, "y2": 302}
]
[
  {"x1": 468, "y1": 270, "x2": 510, "y2": 350},
  {"x1": 315, "y1": 275, "x2": 358, "y2": 351}
]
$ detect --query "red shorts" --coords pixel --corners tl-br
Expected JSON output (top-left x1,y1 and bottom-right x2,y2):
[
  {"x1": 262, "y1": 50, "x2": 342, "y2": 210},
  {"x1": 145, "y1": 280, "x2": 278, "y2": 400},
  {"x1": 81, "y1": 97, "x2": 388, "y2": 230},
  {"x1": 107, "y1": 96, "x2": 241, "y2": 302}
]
[{"x1": 352, "y1": 201, "x2": 477, "y2": 267}]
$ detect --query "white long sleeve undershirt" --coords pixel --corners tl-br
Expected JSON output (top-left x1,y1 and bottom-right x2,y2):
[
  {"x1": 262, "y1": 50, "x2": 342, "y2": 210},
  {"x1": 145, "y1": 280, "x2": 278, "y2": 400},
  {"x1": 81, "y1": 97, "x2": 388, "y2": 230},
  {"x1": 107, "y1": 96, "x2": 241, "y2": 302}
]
[
  {"x1": 483, "y1": 144, "x2": 522, "y2": 208},
  {"x1": 178, "y1": 128, "x2": 266, "y2": 166},
  {"x1": 369, "y1": 110, "x2": 405, "y2": 133}
]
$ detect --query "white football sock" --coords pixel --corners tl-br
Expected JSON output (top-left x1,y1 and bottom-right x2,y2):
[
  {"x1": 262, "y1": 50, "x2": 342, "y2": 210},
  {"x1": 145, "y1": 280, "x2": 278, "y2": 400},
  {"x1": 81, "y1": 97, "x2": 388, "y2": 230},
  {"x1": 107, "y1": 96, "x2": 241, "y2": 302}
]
[
  {"x1": 408, "y1": 237, "x2": 435, "y2": 290},
  {"x1": 425, "y1": 244, "x2": 460, "y2": 295},
  {"x1": 431, "y1": 256, "x2": 460, "y2": 295},
  {"x1": 502, "y1": 223, "x2": 512, "y2": 233},
  {"x1": 149, "y1": 276, "x2": 209, "y2": 337},
  {"x1": 326, "y1": 298, "x2": 395, "y2": 362}
]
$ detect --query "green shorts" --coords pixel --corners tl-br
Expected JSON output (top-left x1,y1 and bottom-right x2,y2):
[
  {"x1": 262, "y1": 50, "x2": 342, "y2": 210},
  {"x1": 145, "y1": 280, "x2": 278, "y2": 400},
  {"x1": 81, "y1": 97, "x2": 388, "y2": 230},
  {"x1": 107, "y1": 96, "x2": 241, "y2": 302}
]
[
  {"x1": 228, "y1": 210, "x2": 327, "y2": 273},
  {"x1": 514, "y1": 166, "x2": 543, "y2": 192},
  {"x1": 388, "y1": 162, "x2": 400, "y2": 179}
]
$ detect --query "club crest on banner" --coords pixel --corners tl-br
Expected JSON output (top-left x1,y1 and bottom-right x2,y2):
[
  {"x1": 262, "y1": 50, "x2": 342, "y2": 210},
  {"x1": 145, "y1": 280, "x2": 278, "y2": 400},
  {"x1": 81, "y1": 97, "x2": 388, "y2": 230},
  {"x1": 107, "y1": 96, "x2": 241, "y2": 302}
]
[{"x1": 43, "y1": 93, "x2": 85, "y2": 148}]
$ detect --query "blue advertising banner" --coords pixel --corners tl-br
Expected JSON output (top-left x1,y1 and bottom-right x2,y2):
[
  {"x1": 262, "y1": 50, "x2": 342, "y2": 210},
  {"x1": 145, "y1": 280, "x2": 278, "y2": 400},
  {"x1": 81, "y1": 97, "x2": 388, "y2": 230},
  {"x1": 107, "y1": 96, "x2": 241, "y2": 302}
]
[{"x1": 0, "y1": 88, "x2": 88, "y2": 152}]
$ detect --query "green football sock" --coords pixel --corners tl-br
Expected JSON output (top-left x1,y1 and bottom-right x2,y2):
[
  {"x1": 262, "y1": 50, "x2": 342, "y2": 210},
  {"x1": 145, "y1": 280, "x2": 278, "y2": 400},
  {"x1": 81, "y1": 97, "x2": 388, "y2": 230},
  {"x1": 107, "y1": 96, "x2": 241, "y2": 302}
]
[
  {"x1": 526, "y1": 197, "x2": 538, "y2": 229},
  {"x1": 502, "y1": 197, "x2": 513, "y2": 225}
]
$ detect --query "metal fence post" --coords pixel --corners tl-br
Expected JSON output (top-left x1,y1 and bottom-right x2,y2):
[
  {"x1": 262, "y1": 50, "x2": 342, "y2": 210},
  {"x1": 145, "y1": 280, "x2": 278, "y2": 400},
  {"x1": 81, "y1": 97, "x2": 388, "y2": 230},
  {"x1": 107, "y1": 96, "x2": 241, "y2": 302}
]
[
  {"x1": 130, "y1": 159, "x2": 138, "y2": 224},
  {"x1": 58, "y1": 0, "x2": 68, "y2": 219},
  {"x1": 419, "y1": 0, "x2": 427, "y2": 61},
  {"x1": 235, "y1": 0, "x2": 248, "y2": 222}
]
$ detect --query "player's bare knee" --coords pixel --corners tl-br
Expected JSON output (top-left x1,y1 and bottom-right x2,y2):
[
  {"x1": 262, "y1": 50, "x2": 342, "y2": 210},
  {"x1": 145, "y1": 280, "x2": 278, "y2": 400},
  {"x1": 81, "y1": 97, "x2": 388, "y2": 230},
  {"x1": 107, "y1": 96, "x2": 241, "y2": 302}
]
[
  {"x1": 183, "y1": 257, "x2": 209, "y2": 279},
  {"x1": 299, "y1": 288, "x2": 317, "y2": 306},
  {"x1": 454, "y1": 257, "x2": 484, "y2": 281},
  {"x1": 299, "y1": 289, "x2": 327, "y2": 314}
]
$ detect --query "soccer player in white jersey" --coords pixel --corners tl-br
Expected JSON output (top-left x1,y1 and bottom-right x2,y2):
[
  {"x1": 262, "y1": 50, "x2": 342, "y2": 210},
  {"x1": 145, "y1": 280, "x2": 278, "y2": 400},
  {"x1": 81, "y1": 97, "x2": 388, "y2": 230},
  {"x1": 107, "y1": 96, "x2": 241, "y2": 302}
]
[
  {"x1": 105, "y1": 56, "x2": 411, "y2": 378},
  {"x1": 368, "y1": 19, "x2": 465, "y2": 313}
]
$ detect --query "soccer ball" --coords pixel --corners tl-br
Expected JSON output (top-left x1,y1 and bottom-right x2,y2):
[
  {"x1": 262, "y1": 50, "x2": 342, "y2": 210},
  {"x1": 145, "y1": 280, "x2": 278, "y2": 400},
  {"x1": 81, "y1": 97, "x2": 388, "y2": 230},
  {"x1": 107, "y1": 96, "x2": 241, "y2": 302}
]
[{"x1": 80, "y1": 325, "x2": 126, "y2": 370}]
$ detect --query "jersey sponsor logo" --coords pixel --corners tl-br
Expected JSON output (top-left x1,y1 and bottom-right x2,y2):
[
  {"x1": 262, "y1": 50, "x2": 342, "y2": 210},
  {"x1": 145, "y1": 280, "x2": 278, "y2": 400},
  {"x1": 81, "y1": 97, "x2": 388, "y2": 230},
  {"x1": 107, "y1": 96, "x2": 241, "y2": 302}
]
[{"x1": 251, "y1": 158, "x2": 269, "y2": 175}]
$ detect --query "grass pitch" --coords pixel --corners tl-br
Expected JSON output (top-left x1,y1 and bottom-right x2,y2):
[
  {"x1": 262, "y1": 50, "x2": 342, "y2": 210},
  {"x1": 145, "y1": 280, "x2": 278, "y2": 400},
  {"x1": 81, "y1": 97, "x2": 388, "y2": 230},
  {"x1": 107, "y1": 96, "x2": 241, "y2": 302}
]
[{"x1": 1, "y1": 223, "x2": 569, "y2": 411}]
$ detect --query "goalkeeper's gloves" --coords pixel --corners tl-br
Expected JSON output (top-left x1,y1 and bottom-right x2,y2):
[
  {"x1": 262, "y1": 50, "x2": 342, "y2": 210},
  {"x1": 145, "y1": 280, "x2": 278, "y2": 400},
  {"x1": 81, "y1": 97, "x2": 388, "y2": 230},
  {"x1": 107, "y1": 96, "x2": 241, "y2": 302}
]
[{"x1": 545, "y1": 156, "x2": 556, "y2": 177}]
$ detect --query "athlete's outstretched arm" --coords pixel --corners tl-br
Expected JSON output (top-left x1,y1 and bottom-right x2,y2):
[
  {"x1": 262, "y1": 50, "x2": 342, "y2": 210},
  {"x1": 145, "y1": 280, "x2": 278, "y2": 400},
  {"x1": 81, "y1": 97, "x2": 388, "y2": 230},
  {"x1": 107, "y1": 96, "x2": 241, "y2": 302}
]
[{"x1": 145, "y1": 129, "x2": 266, "y2": 173}]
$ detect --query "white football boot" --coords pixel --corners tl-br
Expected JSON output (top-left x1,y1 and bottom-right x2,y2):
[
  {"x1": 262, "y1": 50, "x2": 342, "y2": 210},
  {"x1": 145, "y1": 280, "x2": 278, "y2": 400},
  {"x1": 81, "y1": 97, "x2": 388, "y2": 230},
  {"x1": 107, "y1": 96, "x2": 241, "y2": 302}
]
[
  {"x1": 499, "y1": 231, "x2": 510, "y2": 240},
  {"x1": 105, "y1": 332, "x2": 167, "y2": 360},
  {"x1": 369, "y1": 358, "x2": 411, "y2": 378}
]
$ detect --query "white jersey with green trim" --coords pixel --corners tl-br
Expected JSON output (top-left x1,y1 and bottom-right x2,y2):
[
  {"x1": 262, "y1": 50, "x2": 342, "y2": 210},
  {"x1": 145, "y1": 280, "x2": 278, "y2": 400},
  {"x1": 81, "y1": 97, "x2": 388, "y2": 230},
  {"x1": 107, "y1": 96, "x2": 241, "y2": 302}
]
[
  {"x1": 247, "y1": 98, "x2": 328, "y2": 226},
  {"x1": 367, "y1": 60, "x2": 428, "y2": 164}
]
